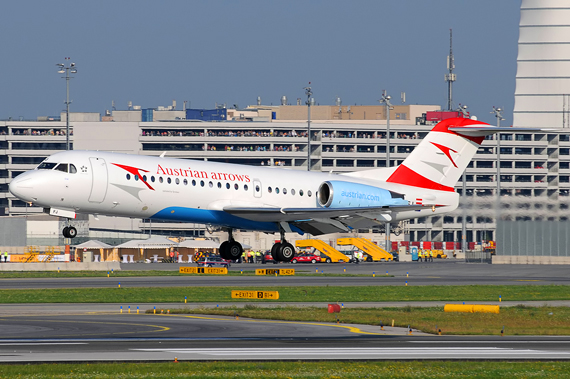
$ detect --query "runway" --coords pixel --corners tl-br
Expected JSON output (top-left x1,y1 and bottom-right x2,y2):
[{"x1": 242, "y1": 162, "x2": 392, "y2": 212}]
[
  {"x1": 0, "y1": 262, "x2": 569, "y2": 363},
  {"x1": 1, "y1": 261, "x2": 570, "y2": 289},
  {"x1": 0, "y1": 312, "x2": 569, "y2": 362}
]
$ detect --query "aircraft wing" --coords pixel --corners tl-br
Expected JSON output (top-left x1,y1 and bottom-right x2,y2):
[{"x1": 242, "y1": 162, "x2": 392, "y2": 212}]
[{"x1": 223, "y1": 204, "x2": 441, "y2": 235}]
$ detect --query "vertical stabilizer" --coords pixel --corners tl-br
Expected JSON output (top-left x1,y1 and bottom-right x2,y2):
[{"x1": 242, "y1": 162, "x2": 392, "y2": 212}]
[{"x1": 386, "y1": 118, "x2": 489, "y2": 191}]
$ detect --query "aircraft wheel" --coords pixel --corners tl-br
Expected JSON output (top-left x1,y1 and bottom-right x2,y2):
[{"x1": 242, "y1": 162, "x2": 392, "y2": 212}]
[
  {"x1": 67, "y1": 226, "x2": 77, "y2": 239},
  {"x1": 271, "y1": 243, "x2": 281, "y2": 261},
  {"x1": 62, "y1": 226, "x2": 69, "y2": 238},
  {"x1": 219, "y1": 241, "x2": 229, "y2": 260},
  {"x1": 227, "y1": 241, "x2": 243, "y2": 260},
  {"x1": 278, "y1": 242, "x2": 295, "y2": 262}
]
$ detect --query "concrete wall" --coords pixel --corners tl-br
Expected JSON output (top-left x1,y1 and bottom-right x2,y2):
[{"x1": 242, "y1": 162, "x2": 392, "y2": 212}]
[
  {"x1": 493, "y1": 255, "x2": 570, "y2": 265},
  {"x1": 0, "y1": 217, "x2": 26, "y2": 246},
  {"x1": 73, "y1": 121, "x2": 141, "y2": 152}
]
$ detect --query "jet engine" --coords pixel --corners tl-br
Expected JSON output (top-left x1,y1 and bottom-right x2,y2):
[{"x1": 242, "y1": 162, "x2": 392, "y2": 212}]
[{"x1": 316, "y1": 180, "x2": 408, "y2": 208}]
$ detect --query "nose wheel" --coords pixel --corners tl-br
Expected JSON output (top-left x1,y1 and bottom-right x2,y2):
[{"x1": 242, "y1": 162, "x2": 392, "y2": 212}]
[{"x1": 62, "y1": 226, "x2": 77, "y2": 239}]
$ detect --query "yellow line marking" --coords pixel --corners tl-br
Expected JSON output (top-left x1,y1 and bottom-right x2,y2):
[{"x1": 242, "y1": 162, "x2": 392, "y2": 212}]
[
  {"x1": 160, "y1": 313, "x2": 387, "y2": 336},
  {"x1": 0, "y1": 316, "x2": 170, "y2": 339}
]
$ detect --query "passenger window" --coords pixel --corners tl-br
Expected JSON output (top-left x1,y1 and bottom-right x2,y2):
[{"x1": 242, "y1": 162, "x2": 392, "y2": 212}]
[
  {"x1": 256, "y1": 185, "x2": 260, "y2": 192},
  {"x1": 192, "y1": 179, "x2": 196, "y2": 186},
  {"x1": 200, "y1": 180, "x2": 205, "y2": 187},
  {"x1": 209, "y1": 181, "x2": 213, "y2": 188},
  {"x1": 167, "y1": 177, "x2": 171, "y2": 184},
  {"x1": 217, "y1": 182, "x2": 222, "y2": 188},
  {"x1": 183, "y1": 179, "x2": 188, "y2": 185},
  {"x1": 143, "y1": 175, "x2": 147, "y2": 182},
  {"x1": 226, "y1": 183, "x2": 230, "y2": 189},
  {"x1": 268, "y1": 187, "x2": 272, "y2": 193},
  {"x1": 126, "y1": 174, "x2": 131, "y2": 180},
  {"x1": 291, "y1": 189, "x2": 295, "y2": 195},
  {"x1": 275, "y1": 187, "x2": 280, "y2": 194},
  {"x1": 175, "y1": 178, "x2": 180, "y2": 185},
  {"x1": 244, "y1": 184, "x2": 248, "y2": 191},
  {"x1": 234, "y1": 183, "x2": 238, "y2": 190},
  {"x1": 135, "y1": 175, "x2": 139, "y2": 181},
  {"x1": 151, "y1": 176, "x2": 155, "y2": 182},
  {"x1": 300, "y1": 189, "x2": 304, "y2": 196},
  {"x1": 69, "y1": 164, "x2": 77, "y2": 174},
  {"x1": 283, "y1": 188, "x2": 287, "y2": 195},
  {"x1": 159, "y1": 177, "x2": 164, "y2": 183},
  {"x1": 308, "y1": 190, "x2": 312, "y2": 197}
]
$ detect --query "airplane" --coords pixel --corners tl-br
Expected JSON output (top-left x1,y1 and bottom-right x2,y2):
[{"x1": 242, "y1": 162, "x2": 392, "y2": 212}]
[{"x1": 9, "y1": 117, "x2": 511, "y2": 262}]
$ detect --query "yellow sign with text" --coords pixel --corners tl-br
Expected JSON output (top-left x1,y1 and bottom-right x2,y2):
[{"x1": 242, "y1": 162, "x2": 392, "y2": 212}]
[
  {"x1": 231, "y1": 290, "x2": 279, "y2": 300},
  {"x1": 255, "y1": 268, "x2": 295, "y2": 276},
  {"x1": 179, "y1": 267, "x2": 228, "y2": 275}
]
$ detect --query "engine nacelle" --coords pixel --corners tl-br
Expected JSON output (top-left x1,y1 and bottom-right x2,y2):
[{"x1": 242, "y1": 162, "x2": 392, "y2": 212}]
[{"x1": 317, "y1": 180, "x2": 408, "y2": 208}]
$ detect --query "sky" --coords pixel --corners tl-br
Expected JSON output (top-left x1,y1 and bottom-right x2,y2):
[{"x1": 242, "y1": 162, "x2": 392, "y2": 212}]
[{"x1": 0, "y1": 1, "x2": 521, "y2": 125}]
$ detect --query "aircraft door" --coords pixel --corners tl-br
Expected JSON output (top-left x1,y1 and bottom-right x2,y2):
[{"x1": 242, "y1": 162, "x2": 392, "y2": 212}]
[
  {"x1": 253, "y1": 179, "x2": 262, "y2": 198},
  {"x1": 89, "y1": 157, "x2": 108, "y2": 203}
]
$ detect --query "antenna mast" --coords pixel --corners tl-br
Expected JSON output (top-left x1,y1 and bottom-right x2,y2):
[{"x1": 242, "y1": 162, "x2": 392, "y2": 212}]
[{"x1": 445, "y1": 29, "x2": 456, "y2": 111}]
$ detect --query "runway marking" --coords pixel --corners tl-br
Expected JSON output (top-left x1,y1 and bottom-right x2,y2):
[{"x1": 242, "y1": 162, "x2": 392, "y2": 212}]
[
  {"x1": 0, "y1": 317, "x2": 170, "y2": 339},
  {"x1": 516, "y1": 280, "x2": 542, "y2": 282},
  {"x1": 0, "y1": 343, "x2": 87, "y2": 346},
  {"x1": 132, "y1": 347, "x2": 570, "y2": 358},
  {"x1": 160, "y1": 314, "x2": 388, "y2": 336}
]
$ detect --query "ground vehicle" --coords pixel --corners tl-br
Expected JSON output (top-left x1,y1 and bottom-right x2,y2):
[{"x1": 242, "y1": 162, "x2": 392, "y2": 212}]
[
  {"x1": 290, "y1": 253, "x2": 322, "y2": 264},
  {"x1": 196, "y1": 256, "x2": 231, "y2": 268},
  {"x1": 264, "y1": 251, "x2": 278, "y2": 264}
]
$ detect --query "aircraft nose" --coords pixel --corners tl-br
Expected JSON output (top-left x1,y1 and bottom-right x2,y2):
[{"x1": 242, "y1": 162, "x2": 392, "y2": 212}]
[{"x1": 9, "y1": 174, "x2": 36, "y2": 202}]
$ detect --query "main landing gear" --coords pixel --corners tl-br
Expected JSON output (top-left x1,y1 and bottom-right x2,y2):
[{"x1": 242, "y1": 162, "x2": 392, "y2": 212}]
[
  {"x1": 219, "y1": 229, "x2": 244, "y2": 261},
  {"x1": 270, "y1": 228, "x2": 295, "y2": 263},
  {"x1": 62, "y1": 226, "x2": 77, "y2": 238}
]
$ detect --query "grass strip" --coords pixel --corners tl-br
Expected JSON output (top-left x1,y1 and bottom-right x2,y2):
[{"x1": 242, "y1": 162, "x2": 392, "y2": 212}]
[
  {"x1": 1, "y1": 361, "x2": 570, "y2": 378},
  {"x1": 0, "y1": 285, "x2": 569, "y2": 304},
  {"x1": 168, "y1": 304, "x2": 570, "y2": 335}
]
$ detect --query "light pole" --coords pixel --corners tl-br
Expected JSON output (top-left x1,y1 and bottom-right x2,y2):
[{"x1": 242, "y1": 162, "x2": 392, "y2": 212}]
[
  {"x1": 379, "y1": 91, "x2": 393, "y2": 168},
  {"x1": 379, "y1": 91, "x2": 393, "y2": 253},
  {"x1": 304, "y1": 84, "x2": 312, "y2": 171},
  {"x1": 57, "y1": 58, "x2": 77, "y2": 151},
  {"x1": 491, "y1": 106, "x2": 505, "y2": 241},
  {"x1": 458, "y1": 104, "x2": 469, "y2": 256}
]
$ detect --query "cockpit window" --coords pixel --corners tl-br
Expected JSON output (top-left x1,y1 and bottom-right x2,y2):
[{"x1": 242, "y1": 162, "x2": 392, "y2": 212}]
[
  {"x1": 37, "y1": 162, "x2": 57, "y2": 170},
  {"x1": 69, "y1": 164, "x2": 77, "y2": 174},
  {"x1": 54, "y1": 163, "x2": 69, "y2": 173}
]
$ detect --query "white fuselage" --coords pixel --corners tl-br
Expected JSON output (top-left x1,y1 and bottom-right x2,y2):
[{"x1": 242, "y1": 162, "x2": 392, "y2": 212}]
[{"x1": 9, "y1": 150, "x2": 459, "y2": 233}]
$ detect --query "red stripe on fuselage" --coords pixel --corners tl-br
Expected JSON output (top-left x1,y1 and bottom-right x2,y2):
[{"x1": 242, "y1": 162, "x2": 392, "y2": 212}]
[{"x1": 387, "y1": 165, "x2": 455, "y2": 192}]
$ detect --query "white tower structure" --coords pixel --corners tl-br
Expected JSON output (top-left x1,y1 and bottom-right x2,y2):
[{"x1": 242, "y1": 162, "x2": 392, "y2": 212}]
[{"x1": 514, "y1": 0, "x2": 570, "y2": 128}]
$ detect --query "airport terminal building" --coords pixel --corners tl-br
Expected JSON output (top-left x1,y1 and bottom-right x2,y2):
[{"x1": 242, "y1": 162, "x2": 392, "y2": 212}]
[{"x1": 1, "y1": 103, "x2": 569, "y2": 253}]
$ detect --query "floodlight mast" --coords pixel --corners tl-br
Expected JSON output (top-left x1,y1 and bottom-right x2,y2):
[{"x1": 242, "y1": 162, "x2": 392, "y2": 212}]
[
  {"x1": 459, "y1": 103, "x2": 469, "y2": 256},
  {"x1": 57, "y1": 58, "x2": 77, "y2": 151},
  {"x1": 304, "y1": 84, "x2": 313, "y2": 171},
  {"x1": 492, "y1": 106, "x2": 505, "y2": 235},
  {"x1": 379, "y1": 90, "x2": 393, "y2": 254}
]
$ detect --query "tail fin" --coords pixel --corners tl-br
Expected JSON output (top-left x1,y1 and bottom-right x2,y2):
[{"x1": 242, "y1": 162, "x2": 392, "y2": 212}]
[{"x1": 386, "y1": 118, "x2": 491, "y2": 192}]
